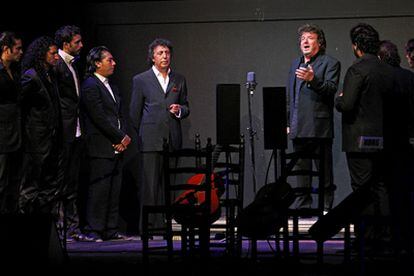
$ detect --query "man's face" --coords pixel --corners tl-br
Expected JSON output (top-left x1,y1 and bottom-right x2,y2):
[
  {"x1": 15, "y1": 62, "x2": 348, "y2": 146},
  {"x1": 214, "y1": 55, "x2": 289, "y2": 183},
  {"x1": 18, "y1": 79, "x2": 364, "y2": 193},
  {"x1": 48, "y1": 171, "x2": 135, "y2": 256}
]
[
  {"x1": 300, "y1": 32, "x2": 320, "y2": 58},
  {"x1": 9, "y1": 39, "x2": 23, "y2": 62},
  {"x1": 406, "y1": 52, "x2": 414, "y2": 68},
  {"x1": 45, "y1": 45, "x2": 59, "y2": 67},
  {"x1": 3, "y1": 39, "x2": 23, "y2": 63},
  {"x1": 152, "y1": 45, "x2": 171, "y2": 72},
  {"x1": 95, "y1": 50, "x2": 116, "y2": 77},
  {"x1": 64, "y1": 34, "x2": 83, "y2": 56}
]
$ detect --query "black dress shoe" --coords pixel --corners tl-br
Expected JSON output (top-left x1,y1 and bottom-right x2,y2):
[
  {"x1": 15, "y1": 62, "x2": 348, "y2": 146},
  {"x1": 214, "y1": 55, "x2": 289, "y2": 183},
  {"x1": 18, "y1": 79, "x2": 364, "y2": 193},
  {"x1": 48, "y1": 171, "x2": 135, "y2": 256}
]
[
  {"x1": 78, "y1": 233, "x2": 103, "y2": 242},
  {"x1": 106, "y1": 233, "x2": 133, "y2": 241}
]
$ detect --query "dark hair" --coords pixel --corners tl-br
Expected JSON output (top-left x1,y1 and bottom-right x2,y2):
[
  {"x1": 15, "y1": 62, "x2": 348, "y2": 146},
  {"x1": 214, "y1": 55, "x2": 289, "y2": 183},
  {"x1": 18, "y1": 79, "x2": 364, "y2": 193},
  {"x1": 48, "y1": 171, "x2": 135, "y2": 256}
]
[
  {"x1": 298, "y1": 24, "x2": 327, "y2": 54},
  {"x1": 0, "y1": 31, "x2": 21, "y2": 55},
  {"x1": 85, "y1": 45, "x2": 110, "y2": 76},
  {"x1": 21, "y1": 36, "x2": 56, "y2": 81},
  {"x1": 55, "y1": 25, "x2": 81, "y2": 49},
  {"x1": 350, "y1": 23, "x2": 380, "y2": 55},
  {"x1": 378, "y1": 40, "x2": 401, "y2": 67},
  {"x1": 147, "y1": 38, "x2": 173, "y2": 66}
]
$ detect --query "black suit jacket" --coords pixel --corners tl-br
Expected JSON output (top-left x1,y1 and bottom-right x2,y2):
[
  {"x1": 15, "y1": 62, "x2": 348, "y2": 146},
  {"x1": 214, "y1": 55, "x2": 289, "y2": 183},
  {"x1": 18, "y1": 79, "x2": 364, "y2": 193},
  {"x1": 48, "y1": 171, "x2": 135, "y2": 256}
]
[
  {"x1": 54, "y1": 55, "x2": 81, "y2": 143},
  {"x1": 384, "y1": 66, "x2": 414, "y2": 152},
  {"x1": 0, "y1": 63, "x2": 21, "y2": 153},
  {"x1": 287, "y1": 53, "x2": 340, "y2": 139},
  {"x1": 81, "y1": 75, "x2": 126, "y2": 158},
  {"x1": 129, "y1": 68, "x2": 189, "y2": 151},
  {"x1": 21, "y1": 68, "x2": 62, "y2": 154},
  {"x1": 335, "y1": 54, "x2": 395, "y2": 152}
]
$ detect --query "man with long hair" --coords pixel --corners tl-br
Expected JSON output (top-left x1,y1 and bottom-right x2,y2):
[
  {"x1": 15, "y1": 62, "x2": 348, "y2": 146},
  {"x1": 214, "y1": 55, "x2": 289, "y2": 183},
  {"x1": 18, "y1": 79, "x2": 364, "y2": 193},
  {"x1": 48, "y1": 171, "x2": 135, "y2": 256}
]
[
  {"x1": 80, "y1": 46, "x2": 131, "y2": 242},
  {"x1": 0, "y1": 31, "x2": 23, "y2": 214},
  {"x1": 19, "y1": 36, "x2": 63, "y2": 214}
]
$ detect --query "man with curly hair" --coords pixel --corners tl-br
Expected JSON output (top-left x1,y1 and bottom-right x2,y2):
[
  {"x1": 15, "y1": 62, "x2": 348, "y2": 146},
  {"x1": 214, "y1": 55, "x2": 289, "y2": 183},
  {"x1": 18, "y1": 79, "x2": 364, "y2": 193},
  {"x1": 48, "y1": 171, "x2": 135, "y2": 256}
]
[
  {"x1": 0, "y1": 31, "x2": 23, "y2": 214},
  {"x1": 287, "y1": 24, "x2": 340, "y2": 212},
  {"x1": 19, "y1": 36, "x2": 63, "y2": 214}
]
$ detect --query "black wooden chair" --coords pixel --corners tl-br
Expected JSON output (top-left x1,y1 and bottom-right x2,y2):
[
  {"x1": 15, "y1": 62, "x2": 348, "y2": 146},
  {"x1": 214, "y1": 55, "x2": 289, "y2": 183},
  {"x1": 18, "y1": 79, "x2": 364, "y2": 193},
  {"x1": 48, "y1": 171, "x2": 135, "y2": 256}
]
[{"x1": 141, "y1": 137, "x2": 213, "y2": 263}]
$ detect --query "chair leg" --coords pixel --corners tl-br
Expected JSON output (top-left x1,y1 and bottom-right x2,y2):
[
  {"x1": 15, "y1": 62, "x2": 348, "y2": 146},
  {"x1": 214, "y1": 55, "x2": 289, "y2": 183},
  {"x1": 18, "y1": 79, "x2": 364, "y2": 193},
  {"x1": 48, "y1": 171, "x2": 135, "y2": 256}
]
[
  {"x1": 293, "y1": 215, "x2": 300, "y2": 258},
  {"x1": 283, "y1": 219, "x2": 290, "y2": 258},
  {"x1": 142, "y1": 209, "x2": 149, "y2": 265},
  {"x1": 344, "y1": 224, "x2": 351, "y2": 263}
]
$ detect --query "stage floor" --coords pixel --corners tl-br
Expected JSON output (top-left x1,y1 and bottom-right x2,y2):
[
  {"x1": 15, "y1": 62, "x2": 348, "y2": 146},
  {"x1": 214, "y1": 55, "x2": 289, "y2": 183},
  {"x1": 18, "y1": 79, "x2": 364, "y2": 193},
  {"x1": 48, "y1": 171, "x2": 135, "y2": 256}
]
[{"x1": 61, "y1": 217, "x2": 410, "y2": 275}]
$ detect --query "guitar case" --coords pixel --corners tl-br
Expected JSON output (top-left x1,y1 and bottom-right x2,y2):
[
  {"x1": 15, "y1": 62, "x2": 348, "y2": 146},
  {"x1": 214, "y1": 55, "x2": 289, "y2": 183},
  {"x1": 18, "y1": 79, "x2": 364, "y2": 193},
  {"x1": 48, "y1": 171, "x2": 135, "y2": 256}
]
[{"x1": 237, "y1": 180, "x2": 295, "y2": 239}]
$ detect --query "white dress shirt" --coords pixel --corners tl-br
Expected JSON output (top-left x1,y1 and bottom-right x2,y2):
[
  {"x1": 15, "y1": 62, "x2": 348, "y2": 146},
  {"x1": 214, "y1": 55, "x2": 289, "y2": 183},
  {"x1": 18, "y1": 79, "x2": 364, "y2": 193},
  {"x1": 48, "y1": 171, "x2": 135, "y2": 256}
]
[{"x1": 59, "y1": 49, "x2": 81, "y2": 138}]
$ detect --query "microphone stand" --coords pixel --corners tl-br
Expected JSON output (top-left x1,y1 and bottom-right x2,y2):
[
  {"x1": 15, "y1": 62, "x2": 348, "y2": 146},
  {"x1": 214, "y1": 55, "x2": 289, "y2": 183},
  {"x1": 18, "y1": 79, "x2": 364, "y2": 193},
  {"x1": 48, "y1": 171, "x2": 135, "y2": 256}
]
[{"x1": 246, "y1": 81, "x2": 257, "y2": 194}]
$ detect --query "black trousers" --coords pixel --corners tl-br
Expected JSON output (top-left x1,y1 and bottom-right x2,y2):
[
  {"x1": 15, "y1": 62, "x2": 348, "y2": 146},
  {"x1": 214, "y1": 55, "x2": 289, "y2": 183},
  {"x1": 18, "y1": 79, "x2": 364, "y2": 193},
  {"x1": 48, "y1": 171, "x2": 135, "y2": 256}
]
[
  {"x1": 385, "y1": 149, "x2": 414, "y2": 254},
  {"x1": 0, "y1": 150, "x2": 22, "y2": 214},
  {"x1": 292, "y1": 138, "x2": 334, "y2": 210},
  {"x1": 19, "y1": 141, "x2": 64, "y2": 214},
  {"x1": 59, "y1": 138, "x2": 84, "y2": 235},
  {"x1": 84, "y1": 155, "x2": 123, "y2": 239},
  {"x1": 138, "y1": 151, "x2": 164, "y2": 234},
  {"x1": 346, "y1": 151, "x2": 391, "y2": 245}
]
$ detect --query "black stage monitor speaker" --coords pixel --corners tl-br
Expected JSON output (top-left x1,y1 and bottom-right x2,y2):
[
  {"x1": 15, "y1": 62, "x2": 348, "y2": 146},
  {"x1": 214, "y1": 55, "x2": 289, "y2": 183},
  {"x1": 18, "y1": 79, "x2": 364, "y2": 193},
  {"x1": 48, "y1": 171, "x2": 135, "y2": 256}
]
[
  {"x1": 263, "y1": 87, "x2": 287, "y2": 150},
  {"x1": 0, "y1": 214, "x2": 65, "y2": 265},
  {"x1": 217, "y1": 84, "x2": 240, "y2": 145}
]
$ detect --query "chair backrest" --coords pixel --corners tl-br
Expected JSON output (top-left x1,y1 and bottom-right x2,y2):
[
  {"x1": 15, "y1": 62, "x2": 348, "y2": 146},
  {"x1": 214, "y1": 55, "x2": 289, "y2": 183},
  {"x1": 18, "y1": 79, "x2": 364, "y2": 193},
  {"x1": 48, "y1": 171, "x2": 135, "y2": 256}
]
[
  {"x1": 162, "y1": 138, "x2": 215, "y2": 226},
  {"x1": 213, "y1": 135, "x2": 245, "y2": 210}
]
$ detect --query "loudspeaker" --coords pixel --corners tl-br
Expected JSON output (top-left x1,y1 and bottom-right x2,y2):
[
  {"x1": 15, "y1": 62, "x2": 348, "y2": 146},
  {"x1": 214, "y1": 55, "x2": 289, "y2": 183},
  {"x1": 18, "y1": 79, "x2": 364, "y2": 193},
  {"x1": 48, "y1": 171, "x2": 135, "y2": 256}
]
[
  {"x1": 216, "y1": 84, "x2": 240, "y2": 145},
  {"x1": 308, "y1": 184, "x2": 374, "y2": 241},
  {"x1": 0, "y1": 214, "x2": 65, "y2": 265},
  {"x1": 263, "y1": 87, "x2": 287, "y2": 150}
]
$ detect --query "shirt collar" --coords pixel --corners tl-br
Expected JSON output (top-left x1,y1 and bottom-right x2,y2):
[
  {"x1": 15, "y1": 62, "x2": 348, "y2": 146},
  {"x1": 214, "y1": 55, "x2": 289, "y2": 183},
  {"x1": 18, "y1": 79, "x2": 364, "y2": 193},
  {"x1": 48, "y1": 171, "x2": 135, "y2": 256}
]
[
  {"x1": 152, "y1": 65, "x2": 171, "y2": 77},
  {"x1": 59, "y1": 49, "x2": 75, "y2": 65},
  {"x1": 301, "y1": 51, "x2": 321, "y2": 64},
  {"x1": 94, "y1": 72, "x2": 108, "y2": 84}
]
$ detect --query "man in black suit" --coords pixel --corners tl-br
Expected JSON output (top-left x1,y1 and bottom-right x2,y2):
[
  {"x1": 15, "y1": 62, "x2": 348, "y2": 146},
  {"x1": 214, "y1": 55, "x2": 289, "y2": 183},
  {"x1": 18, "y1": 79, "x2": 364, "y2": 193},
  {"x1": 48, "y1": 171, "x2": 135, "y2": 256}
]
[
  {"x1": 54, "y1": 25, "x2": 84, "y2": 241},
  {"x1": 287, "y1": 24, "x2": 340, "y2": 211},
  {"x1": 130, "y1": 38, "x2": 190, "y2": 233},
  {"x1": 335, "y1": 23, "x2": 394, "y2": 251},
  {"x1": 0, "y1": 31, "x2": 23, "y2": 214},
  {"x1": 19, "y1": 36, "x2": 63, "y2": 214},
  {"x1": 81, "y1": 46, "x2": 131, "y2": 242},
  {"x1": 379, "y1": 40, "x2": 414, "y2": 259}
]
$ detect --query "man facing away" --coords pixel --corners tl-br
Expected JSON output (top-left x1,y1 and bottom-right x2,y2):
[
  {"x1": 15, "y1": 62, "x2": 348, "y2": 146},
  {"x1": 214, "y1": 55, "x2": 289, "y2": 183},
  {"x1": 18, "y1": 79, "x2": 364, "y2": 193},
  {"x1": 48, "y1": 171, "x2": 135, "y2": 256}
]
[
  {"x1": 287, "y1": 24, "x2": 340, "y2": 212},
  {"x1": 335, "y1": 23, "x2": 394, "y2": 253}
]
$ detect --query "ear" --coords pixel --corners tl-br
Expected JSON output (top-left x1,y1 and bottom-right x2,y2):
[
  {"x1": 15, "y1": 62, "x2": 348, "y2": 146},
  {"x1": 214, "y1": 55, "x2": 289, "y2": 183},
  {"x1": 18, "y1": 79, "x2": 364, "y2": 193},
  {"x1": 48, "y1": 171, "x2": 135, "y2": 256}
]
[{"x1": 95, "y1": 60, "x2": 101, "y2": 68}]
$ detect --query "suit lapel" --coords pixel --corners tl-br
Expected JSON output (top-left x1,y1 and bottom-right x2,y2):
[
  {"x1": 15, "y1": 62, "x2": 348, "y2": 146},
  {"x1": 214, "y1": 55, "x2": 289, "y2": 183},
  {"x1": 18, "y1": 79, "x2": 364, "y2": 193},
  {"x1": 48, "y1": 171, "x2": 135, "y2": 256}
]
[
  {"x1": 166, "y1": 72, "x2": 175, "y2": 95},
  {"x1": 93, "y1": 75, "x2": 117, "y2": 106},
  {"x1": 149, "y1": 69, "x2": 166, "y2": 95},
  {"x1": 59, "y1": 56, "x2": 80, "y2": 98}
]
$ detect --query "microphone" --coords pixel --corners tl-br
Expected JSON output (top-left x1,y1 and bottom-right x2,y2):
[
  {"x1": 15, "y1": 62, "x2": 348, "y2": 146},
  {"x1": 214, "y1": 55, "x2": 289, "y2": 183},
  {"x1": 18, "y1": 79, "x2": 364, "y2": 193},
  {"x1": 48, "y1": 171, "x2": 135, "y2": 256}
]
[{"x1": 246, "y1": 71, "x2": 257, "y2": 94}]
